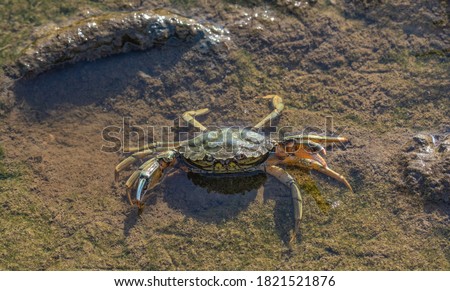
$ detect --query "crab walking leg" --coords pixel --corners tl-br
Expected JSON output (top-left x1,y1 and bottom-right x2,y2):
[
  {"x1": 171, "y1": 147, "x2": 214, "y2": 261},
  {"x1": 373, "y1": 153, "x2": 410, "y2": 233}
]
[
  {"x1": 182, "y1": 108, "x2": 210, "y2": 131},
  {"x1": 283, "y1": 156, "x2": 353, "y2": 192},
  {"x1": 265, "y1": 165, "x2": 303, "y2": 231},
  {"x1": 125, "y1": 141, "x2": 180, "y2": 153},
  {"x1": 283, "y1": 134, "x2": 348, "y2": 146},
  {"x1": 252, "y1": 95, "x2": 285, "y2": 130},
  {"x1": 125, "y1": 170, "x2": 141, "y2": 205},
  {"x1": 115, "y1": 149, "x2": 154, "y2": 182}
]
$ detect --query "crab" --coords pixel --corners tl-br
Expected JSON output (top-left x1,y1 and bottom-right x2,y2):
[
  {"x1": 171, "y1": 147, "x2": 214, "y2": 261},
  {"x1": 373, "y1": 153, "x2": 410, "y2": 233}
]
[{"x1": 115, "y1": 95, "x2": 352, "y2": 234}]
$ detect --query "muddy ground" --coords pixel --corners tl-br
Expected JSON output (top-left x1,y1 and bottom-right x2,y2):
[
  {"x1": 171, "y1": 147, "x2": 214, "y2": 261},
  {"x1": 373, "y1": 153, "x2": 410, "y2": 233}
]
[{"x1": 0, "y1": 0, "x2": 449, "y2": 270}]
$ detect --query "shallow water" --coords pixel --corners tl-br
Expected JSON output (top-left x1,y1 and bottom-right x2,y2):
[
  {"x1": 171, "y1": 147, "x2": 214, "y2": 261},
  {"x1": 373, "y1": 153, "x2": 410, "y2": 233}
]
[{"x1": 0, "y1": 0, "x2": 449, "y2": 270}]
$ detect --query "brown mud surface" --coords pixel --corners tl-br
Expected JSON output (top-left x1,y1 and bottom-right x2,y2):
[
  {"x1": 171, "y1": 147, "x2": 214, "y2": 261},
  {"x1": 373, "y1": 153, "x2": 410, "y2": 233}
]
[{"x1": 0, "y1": 0, "x2": 449, "y2": 270}]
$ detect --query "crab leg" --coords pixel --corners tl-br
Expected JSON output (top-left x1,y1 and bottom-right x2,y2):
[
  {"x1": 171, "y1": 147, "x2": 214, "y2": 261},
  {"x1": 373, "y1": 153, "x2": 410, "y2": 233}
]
[
  {"x1": 133, "y1": 151, "x2": 176, "y2": 208},
  {"x1": 265, "y1": 165, "x2": 303, "y2": 240},
  {"x1": 283, "y1": 156, "x2": 353, "y2": 192},
  {"x1": 182, "y1": 108, "x2": 210, "y2": 131},
  {"x1": 283, "y1": 134, "x2": 348, "y2": 146},
  {"x1": 309, "y1": 160, "x2": 353, "y2": 192},
  {"x1": 125, "y1": 169, "x2": 142, "y2": 205},
  {"x1": 252, "y1": 95, "x2": 285, "y2": 130},
  {"x1": 125, "y1": 141, "x2": 180, "y2": 153},
  {"x1": 135, "y1": 162, "x2": 161, "y2": 203},
  {"x1": 124, "y1": 157, "x2": 157, "y2": 204},
  {"x1": 115, "y1": 149, "x2": 154, "y2": 182},
  {"x1": 278, "y1": 140, "x2": 328, "y2": 166}
]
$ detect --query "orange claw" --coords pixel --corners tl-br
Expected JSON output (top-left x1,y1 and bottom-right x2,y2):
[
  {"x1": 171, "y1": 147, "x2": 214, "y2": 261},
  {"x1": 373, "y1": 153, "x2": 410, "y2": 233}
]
[
  {"x1": 294, "y1": 148, "x2": 327, "y2": 168},
  {"x1": 281, "y1": 156, "x2": 352, "y2": 192},
  {"x1": 281, "y1": 141, "x2": 328, "y2": 168},
  {"x1": 307, "y1": 159, "x2": 353, "y2": 192}
]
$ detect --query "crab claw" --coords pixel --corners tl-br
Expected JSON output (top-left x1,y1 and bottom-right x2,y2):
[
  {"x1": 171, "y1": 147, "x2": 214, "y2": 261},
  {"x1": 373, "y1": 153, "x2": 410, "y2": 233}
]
[
  {"x1": 293, "y1": 141, "x2": 328, "y2": 168},
  {"x1": 282, "y1": 156, "x2": 352, "y2": 192},
  {"x1": 135, "y1": 168, "x2": 179, "y2": 208},
  {"x1": 115, "y1": 149, "x2": 154, "y2": 182},
  {"x1": 136, "y1": 174, "x2": 149, "y2": 204},
  {"x1": 134, "y1": 161, "x2": 161, "y2": 207},
  {"x1": 308, "y1": 160, "x2": 353, "y2": 192},
  {"x1": 295, "y1": 149, "x2": 327, "y2": 168}
]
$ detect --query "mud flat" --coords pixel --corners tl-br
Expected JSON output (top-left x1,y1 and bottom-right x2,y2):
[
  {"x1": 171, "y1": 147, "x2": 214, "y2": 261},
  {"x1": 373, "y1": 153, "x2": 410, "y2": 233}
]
[{"x1": 0, "y1": 0, "x2": 448, "y2": 270}]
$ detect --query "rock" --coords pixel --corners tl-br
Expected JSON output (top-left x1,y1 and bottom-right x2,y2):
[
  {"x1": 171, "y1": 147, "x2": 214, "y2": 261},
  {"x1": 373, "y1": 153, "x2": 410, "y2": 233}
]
[
  {"x1": 3, "y1": 9, "x2": 231, "y2": 79},
  {"x1": 402, "y1": 133, "x2": 450, "y2": 203},
  {"x1": 276, "y1": 0, "x2": 317, "y2": 16}
]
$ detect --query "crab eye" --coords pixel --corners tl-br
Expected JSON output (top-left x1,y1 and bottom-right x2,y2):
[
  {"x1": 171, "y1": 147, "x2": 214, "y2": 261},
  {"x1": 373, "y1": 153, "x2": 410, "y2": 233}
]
[
  {"x1": 205, "y1": 155, "x2": 214, "y2": 162},
  {"x1": 235, "y1": 153, "x2": 246, "y2": 160}
]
